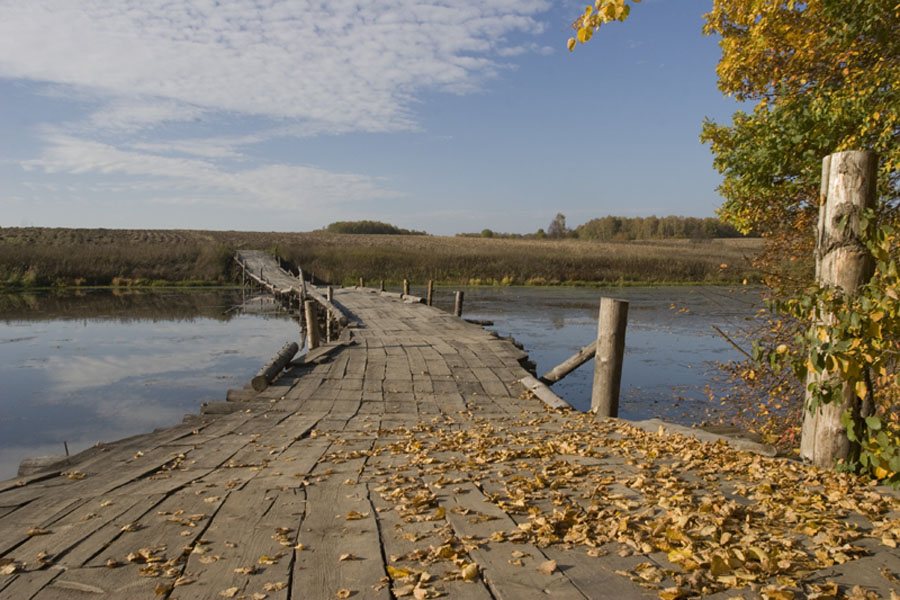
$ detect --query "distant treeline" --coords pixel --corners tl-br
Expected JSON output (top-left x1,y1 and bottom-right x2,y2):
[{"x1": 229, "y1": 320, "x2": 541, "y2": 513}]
[
  {"x1": 462, "y1": 215, "x2": 751, "y2": 241},
  {"x1": 324, "y1": 220, "x2": 426, "y2": 235}
]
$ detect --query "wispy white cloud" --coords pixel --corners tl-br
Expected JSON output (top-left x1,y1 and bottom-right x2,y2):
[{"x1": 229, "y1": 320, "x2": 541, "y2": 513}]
[
  {"x1": 0, "y1": 0, "x2": 551, "y2": 134},
  {"x1": 1, "y1": 1, "x2": 551, "y2": 218},
  {"x1": 24, "y1": 134, "x2": 400, "y2": 210}
]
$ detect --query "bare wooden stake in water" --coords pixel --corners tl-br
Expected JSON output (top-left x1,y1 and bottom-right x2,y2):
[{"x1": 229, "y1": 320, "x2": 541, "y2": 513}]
[
  {"x1": 454, "y1": 291, "x2": 464, "y2": 317},
  {"x1": 592, "y1": 297, "x2": 628, "y2": 418},
  {"x1": 426, "y1": 280, "x2": 434, "y2": 306},
  {"x1": 380, "y1": 280, "x2": 385, "y2": 292},
  {"x1": 359, "y1": 277, "x2": 364, "y2": 288},
  {"x1": 305, "y1": 300, "x2": 321, "y2": 350},
  {"x1": 800, "y1": 150, "x2": 877, "y2": 468},
  {"x1": 403, "y1": 279, "x2": 409, "y2": 296}
]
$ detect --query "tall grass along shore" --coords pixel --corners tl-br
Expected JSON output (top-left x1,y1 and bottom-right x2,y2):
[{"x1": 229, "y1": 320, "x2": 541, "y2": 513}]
[{"x1": 0, "y1": 227, "x2": 761, "y2": 289}]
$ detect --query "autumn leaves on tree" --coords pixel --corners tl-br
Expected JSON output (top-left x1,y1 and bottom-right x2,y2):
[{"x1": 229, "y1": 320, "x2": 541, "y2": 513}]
[{"x1": 570, "y1": 0, "x2": 900, "y2": 477}]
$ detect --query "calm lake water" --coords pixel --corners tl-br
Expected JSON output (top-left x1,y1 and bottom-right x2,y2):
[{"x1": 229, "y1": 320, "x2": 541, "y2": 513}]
[{"x1": 0, "y1": 286, "x2": 761, "y2": 481}]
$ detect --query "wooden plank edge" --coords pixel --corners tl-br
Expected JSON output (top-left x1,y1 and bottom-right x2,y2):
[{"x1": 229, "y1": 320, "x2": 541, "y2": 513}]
[{"x1": 518, "y1": 375, "x2": 574, "y2": 410}]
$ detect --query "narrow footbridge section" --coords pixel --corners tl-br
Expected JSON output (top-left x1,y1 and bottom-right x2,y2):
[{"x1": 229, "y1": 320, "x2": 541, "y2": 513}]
[{"x1": 2, "y1": 254, "x2": 899, "y2": 599}]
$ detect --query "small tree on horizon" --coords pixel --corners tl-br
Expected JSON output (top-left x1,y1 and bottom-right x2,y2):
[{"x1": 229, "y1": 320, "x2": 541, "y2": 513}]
[{"x1": 547, "y1": 213, "x2": 569, "y2": 239}]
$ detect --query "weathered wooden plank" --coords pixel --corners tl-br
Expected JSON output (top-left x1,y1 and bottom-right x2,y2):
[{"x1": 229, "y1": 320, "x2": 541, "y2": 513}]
[{"x1": 429, "y1": 481, "x2": 587, "y2": 600}]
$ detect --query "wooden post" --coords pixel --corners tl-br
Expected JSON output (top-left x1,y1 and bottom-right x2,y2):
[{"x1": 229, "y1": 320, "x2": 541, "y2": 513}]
[
  {"x1": 251, "y1": 341, "x2": 299, "y2": 392},
  {"x1": 380, "y1": 280, "x2": 385, "y2": 292},
  {"x1": 426, "y1": 280, "x2": 434, "y2": 306},
  {"x1": 359, "y1": 277, "x2": 364, "y2": 288},
  {"x1": 591, "y1": 297, "x2": 628, "y2": 418},
  {"x1": 325, "y1": 286, "x2": 334, "y2": 343},
  {"x1": 305, "y1": 300, "x2": 321, "y2": 350},
  {"x1": 800, "y1": 150, "x2": 877, "y2": 468},
  {"x1": 403, "y1": 279, "x2": 409, "y2": 296},
  {"x1": 454, "y1": 291, "x2": 464, "y2": 317}
]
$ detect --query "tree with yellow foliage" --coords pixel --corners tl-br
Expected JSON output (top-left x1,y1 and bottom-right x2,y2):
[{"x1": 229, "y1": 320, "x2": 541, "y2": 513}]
[{"x1": 570, "y1": 0, "x2": 900, "y2": 477}]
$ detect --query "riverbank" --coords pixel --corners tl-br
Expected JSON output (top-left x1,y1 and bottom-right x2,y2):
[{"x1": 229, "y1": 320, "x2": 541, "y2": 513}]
[{"x1": 0, "y1": 227, "x2": 762, "y2": 289}]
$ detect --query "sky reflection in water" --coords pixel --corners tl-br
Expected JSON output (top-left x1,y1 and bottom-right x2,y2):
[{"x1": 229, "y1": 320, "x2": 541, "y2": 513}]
[{"x1": 0, "y1": 290, "x2": 302, "y2": 480}]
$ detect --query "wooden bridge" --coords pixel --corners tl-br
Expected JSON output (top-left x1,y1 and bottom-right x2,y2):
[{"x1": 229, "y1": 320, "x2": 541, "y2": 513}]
[{"x1": 1, "y1": 252, "x2": 899, "y2": 599}]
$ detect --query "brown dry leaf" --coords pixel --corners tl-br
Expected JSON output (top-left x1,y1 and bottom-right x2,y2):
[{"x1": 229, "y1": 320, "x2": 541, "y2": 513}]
[
  {"x1": 220, "y1": 587, "x2": 239, "y2": 598},
  {"x1": 760, "y1": 587, "x2": 794, "y2": 600},
  {"x1": 155, "y1": 581, "x2": 174, "y2": 595},
  {"x1": 336, "y1": 589, "x2": 352, "y2": 598},
  {"x1": 174, "y1": 576, "x2": 195, "y2": 587},
  {"x1": 27, "y1": 526, "x2": 50, "y2": 536},
  {"x1": 345, "y1": 510, "x2": 367, "y2": 520},
  {"x1": 120, "y1": 522, "x2": 141, "y2": 532},
  {"x1": 258, "y1": 555, "x2": 279, "y2": 565},
  {"x1": 387, "y1": 565, "x2": 415, "y2": 579},
  {"x1": 395, "y1": 584, "x2": 416, "y2": 597},
  {"x1": 881, "y1": 567, "x2": 900, "y2": 584},
  {"x1": 339, "y1": 553, "x2": 358, "y2": 561},
  {"x1": 294, "y1": 542, "x2": 305, "y2": 551},
  {"x1": 461, "y1": 563, "x2": 479, "y2": 582},
  {"x1": 234, "y1": 565, "x2": 258, "y2": 575},
  {"x1": 537, "y1": 560, "x2": 557, "y2": 575},
  {"x1": 658, "y1": 587, "x2": 689, "y2": 600},
  {"x1": 0, "y1": 561, "x2": 20, "y2": 576},
  {"x1": 263, "y1": 581, "x2": 287, "y2": 591},
  {"x1": 251, "y1": 594, "x2": 268, "y2": 600}
]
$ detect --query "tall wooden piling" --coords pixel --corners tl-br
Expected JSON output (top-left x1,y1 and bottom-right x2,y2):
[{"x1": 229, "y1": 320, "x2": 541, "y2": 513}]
[
  {"x1": 454, "y1": 291, "x2": 464, "y2": 317},
  {"x1": 325, "y1": 286, "x2": 334, "y2": 342},
  {"x1": 359, "y1": 277, "x2": 365, "y2": 289},
  {"x1": 427, "y1": 280, "x2": 434, "y2": 306},
  {"x1": 305, "y1": 300, "x2": 321, "y2": 350},
  {"x1": 380, "y1": 280, "x2": 385, "y2": 292},
  {"x1": 591, "y1": 297, "x2": 628, "y2": 418},
  {"x1": 800, "y1": 150, "x2": 877, "y2": 468},
  {"x1": 403, "y1": 279, "x2": 409, "y2": 296}
]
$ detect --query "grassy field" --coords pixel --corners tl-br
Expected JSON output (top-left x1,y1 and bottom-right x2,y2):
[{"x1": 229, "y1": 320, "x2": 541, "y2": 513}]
[{"x1": 0, "y1": 227, "x2": 763, "y2": 289}]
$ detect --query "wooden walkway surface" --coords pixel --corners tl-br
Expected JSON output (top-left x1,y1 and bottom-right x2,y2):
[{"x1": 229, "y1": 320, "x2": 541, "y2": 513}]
[{"x1": 2, "y1": 264, "x2": 900, "y2": 599}]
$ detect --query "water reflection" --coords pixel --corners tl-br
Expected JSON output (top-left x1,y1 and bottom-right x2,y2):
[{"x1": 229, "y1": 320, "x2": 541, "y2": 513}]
[
  {"x1": 436, "y1": 286, "x2": 761, "y2": 418},
  {"x1": 0, "y1": 289, "x2": 301, "y2": 481},
  {"x1": 0, "y1": 286, "x2": 761, "y2": 482}
]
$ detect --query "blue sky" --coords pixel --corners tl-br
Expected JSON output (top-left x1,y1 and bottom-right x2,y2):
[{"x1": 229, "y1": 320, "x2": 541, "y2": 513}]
[{"x1": 0, "y1": 0, "x2": 743, "y2": 235}]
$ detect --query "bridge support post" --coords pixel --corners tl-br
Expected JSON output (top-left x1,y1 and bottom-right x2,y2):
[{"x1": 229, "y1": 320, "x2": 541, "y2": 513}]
[
  {"x1": 305, "y1": 300, "x2": 321, "y2": 350},
  {"x1": 325, "y1": 286, "x2": 334, "y2": 342},
  {"x1": 591, "y1": 297, "x2": 628, "y2": 418}
]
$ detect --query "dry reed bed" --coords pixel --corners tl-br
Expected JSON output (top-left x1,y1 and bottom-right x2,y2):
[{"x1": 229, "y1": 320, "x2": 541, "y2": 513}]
[{"x1": 0, "y1": 227, "x2": 762, "y2": 288}]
